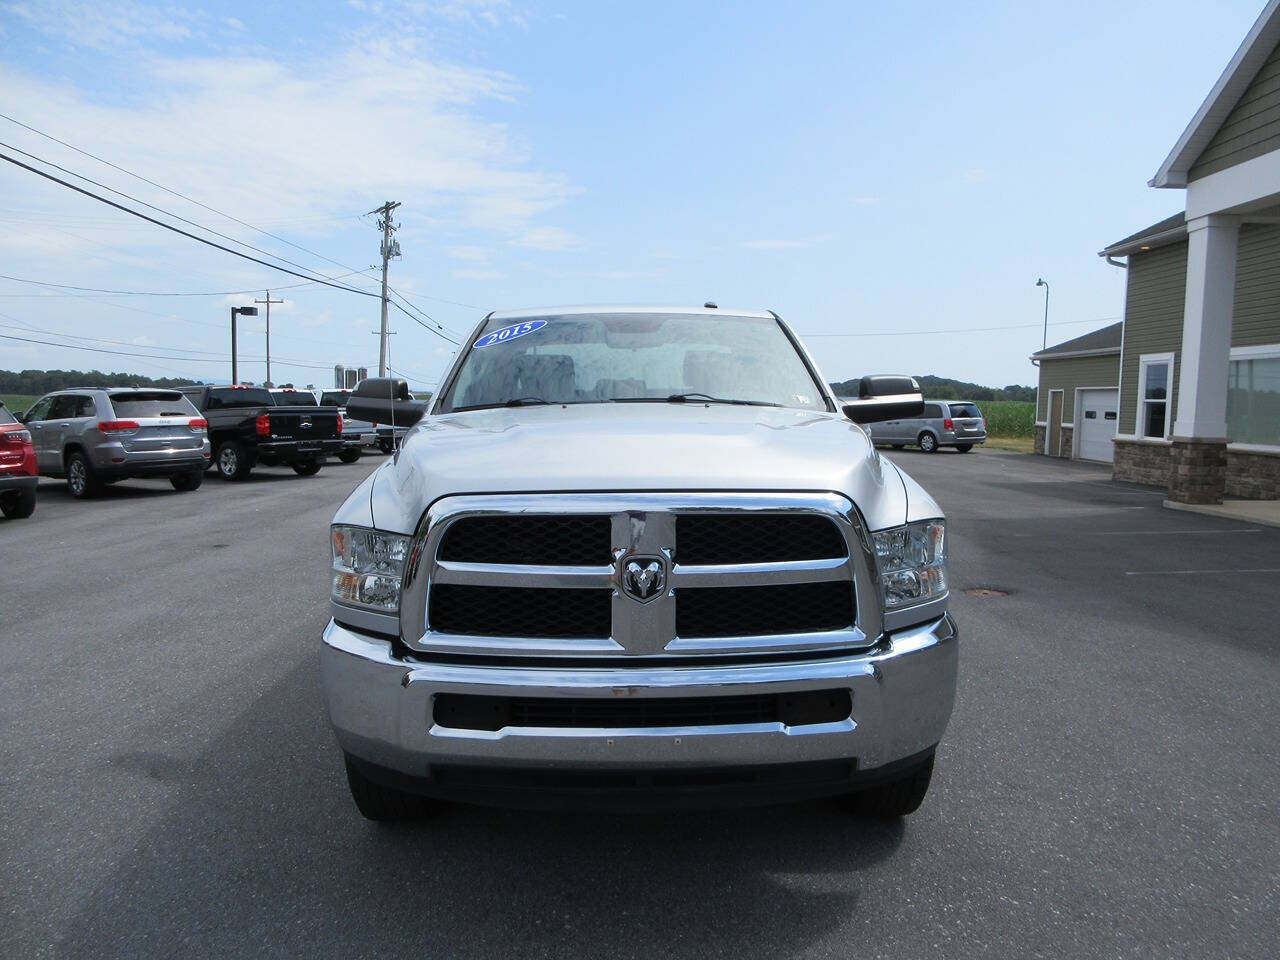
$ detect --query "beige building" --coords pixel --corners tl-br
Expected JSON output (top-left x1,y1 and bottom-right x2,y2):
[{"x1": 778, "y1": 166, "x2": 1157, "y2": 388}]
[
  {"x1": 1031, "y1": 324, "x2": 1121, "y2": 462},
  {"x1": 1099, "y1": 1, "x2": 1280, "y2": 502}
]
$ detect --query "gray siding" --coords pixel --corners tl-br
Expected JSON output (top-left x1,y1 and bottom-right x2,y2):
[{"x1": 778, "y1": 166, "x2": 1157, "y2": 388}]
[
  {"x1": 1190, "y1": 39, "x2": 1280, "y2": 180},
  {"x1": 1118, "y1": 241, "x2": 1187, "y2": 436},
  {"x1": 1036, "y1": 354, "x2": 1120, "y2": 422},
  {"x1": 1232, "y1": 223, "x2": 1280, "y2": 348}
]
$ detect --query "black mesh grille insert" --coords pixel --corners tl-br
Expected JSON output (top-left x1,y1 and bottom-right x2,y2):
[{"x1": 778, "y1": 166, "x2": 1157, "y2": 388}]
[
  {"x1": 429, "y1": 585, "x2": 611, "y2": 638},
  {"x1": 433, "y1": 689, "x2": 851, "y2": 731},
  {"x1": 676, "y1": 515, "x2": 846, "y2": 565},
  {"x1": 677, "y1": 581, "x2": 854, "y2": 638},
  {"x1": 438, "y1": 515, "x2": 611, "y2": 566}
]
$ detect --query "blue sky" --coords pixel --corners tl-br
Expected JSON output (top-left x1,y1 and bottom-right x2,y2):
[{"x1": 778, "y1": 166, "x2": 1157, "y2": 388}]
[{"x1": 0, "y1": 0, "x2": 1268, "y2": 390}]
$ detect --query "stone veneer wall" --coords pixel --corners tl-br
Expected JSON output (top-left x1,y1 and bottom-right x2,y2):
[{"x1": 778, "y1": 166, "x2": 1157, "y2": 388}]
[
  {"x1": 1033, "y1": 425, "x2": 1046, "y2": 455},
  {"x1": 1167, "y1": 439, "x2": 1227, "y2": 504},
  {"x1": 1114, "y1": 438, "x2": 1280, "y2": 500},
  {"x1": 1112, "y1": 438, "x2": 1172, "y2": 487},
  {"x1": 1225, "y1": 448, "x2": 1280, "y2": 499},
  {"x1": 1058, "y1": 426, "x2": 1074, "y2": 459}
]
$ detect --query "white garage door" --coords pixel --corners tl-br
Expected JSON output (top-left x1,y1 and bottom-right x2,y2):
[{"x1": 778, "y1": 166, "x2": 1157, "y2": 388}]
[{"x1": 1077, "y1": 388, "x2": 1118, "y2": 463}]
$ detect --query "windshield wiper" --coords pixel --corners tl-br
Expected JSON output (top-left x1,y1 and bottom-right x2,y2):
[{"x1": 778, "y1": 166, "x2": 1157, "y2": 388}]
[
  {"x1": 665, "y1": 393, "x2": 781, "y2": 407},
  {"x1": 451, "y1": 396, "x2": 555, "y2": 413}
]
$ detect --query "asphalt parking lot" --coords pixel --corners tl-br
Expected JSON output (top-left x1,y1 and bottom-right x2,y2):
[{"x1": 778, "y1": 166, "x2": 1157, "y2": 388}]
[{"x1": 2, "y1": 448, "x2": 1277, "y2": 959}]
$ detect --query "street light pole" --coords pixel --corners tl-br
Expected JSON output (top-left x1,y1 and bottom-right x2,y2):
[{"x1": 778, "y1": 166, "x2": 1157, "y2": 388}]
[
  {"x1": 1035, "y1": 278, "x2": 1050, "y2": 350},
  {"x1": 230, "y1": 306, "x2": 258, "y2": 384}
]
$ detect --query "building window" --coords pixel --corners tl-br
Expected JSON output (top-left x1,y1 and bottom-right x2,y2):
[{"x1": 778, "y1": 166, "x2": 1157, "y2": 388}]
[
  {"x1": 1227, "y1": 346, "x2": 1280, "y2": 447},
  {"x1": 1137, "y1": 353, "x2": 1173, "y2": 439}
]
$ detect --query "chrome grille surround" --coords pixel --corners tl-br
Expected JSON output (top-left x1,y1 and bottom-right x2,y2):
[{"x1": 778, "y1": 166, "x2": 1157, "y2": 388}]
[{"x1": 400, "y1": 492, "x2": 882, "y2": 659}]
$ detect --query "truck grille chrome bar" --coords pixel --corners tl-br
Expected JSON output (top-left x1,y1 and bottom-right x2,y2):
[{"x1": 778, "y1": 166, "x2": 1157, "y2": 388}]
[{"x1": 400, "y1": 493, "x2": 881, "y2": 659}]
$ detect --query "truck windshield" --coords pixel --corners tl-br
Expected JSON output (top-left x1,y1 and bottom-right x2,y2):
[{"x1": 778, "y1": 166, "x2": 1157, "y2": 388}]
[
  {"x1": 440, "y1": 313, "x2": 828, "y2": 413},
  {"x1": 273, "y1": 393, "x2": 317, "y2": 407},
  {"x1": 209, "y1": 388, "x2": 275, "y2": 408},
  {"x1": 320, "y1": 392, "x2": 351, "y2": 407}
]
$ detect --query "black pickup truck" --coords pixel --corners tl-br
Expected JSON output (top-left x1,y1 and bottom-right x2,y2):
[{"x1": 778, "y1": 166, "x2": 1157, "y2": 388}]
[{"x1": 179, "y1": 385, "x2": 342, "y2": 480}]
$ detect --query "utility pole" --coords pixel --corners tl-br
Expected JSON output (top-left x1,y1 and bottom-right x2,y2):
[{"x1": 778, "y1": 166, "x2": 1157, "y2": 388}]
[
  {"x1": 254, "y1": 291, "x2": 283, "y2": 386},
  {"x1": 368, "y1": 200, "x2": 401, "y2": 377}
]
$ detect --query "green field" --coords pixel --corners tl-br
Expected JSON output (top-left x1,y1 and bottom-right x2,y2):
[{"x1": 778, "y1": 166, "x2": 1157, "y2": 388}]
[
  {"x1": 975, "y1": 399, "x2": 1034, "y2": 438},
  {"x1": 0, "y1": 394, "x2": 39, "y2": 414}
]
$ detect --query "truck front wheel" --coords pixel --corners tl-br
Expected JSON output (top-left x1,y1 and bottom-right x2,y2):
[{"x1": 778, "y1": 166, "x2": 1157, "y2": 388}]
[
  {"x1": 344, "y1": 756, "x2": 437, "y2": 822},
  {"x1": 216, "y1": 441, "x2": 251, "y2": 481},
  {"x1": 292, "y1": 459, "x2": 322, "y2": 476},
  {"x1": 842, "y1": 753, "x2": 935, "y2": 818}
]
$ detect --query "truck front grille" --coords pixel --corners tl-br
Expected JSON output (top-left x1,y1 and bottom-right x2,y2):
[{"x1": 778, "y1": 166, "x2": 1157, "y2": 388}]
[
  {"x1": 407, "y1": 493, "x2": 874, "y2": 658},
  {"x1": 675, "y1": 515, "x2": 847, "y2": 564},
  {"x1": 433, "y1": 689, "x2": 852, "y2": 731},
  {"x1": 438, "y1": 515, "x2": 610, "y2": 566},
  {"x1": 676, "y1": 581, "x2": 854, "y2": 638},
  {"x1": 429, "y1": 584, "x2": 611, "y2": 638}
]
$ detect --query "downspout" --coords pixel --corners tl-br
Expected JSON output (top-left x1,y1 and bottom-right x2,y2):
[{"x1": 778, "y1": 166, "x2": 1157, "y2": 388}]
[{"x1": 1106, "y1": 255, "x2": 1128, "y2": 269}]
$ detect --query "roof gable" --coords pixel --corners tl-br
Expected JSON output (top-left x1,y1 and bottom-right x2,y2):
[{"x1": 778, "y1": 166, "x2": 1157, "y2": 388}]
[
  {"x1": 1031, "y1": 322, "x2": 1123, "y2": 360},
  {"x1": 1152, "y1": 0, "x2": 1280, "y2": 188}
]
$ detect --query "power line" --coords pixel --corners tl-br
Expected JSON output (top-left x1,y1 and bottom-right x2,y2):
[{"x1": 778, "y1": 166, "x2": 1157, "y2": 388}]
[
  {"x1": 0, "y1": 113, "x2": 476, "y2": 327},
  {"x1": 0, "y1": 148, "x2": 390, "y2": 298},
  {"x1": 0, "y1": 149, "x2": 467, "y2": 350},
  {"x1": 0, "y1": 331, "x2": 337, "y2": 371},
  {"x1": 0, "y1": 268, "x2": 378, "y2": 298},
  {"x1": 0, "y1": 111, "x2": 367, "y2": 279},
  {"x1": 0, "y1": 138, "x2": 362, "y2": 288}
]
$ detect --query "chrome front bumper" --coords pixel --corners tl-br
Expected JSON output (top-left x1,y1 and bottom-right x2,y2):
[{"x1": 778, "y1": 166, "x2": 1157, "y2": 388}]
[{"x1": 321, "y1": 614, "x2": 957, "y2": 779}]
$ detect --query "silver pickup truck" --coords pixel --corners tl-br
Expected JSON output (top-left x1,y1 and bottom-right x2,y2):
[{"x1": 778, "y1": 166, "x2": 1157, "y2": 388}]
[{"x1": 322, "y1": 306, "x2": 957, "y2": 820}]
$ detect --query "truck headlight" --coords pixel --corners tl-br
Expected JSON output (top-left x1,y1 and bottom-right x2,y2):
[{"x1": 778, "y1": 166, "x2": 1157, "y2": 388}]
[
  {"x1": 872, "y1": 519, "x2": 947, "y2": 609},
  {"x1": 331, "y1": 525, "x2": 409, "y2": 613}
]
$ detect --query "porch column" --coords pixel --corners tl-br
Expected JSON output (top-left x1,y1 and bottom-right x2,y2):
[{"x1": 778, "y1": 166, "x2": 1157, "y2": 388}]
[{"x1": 1168, "y1": 214, "x2": 1239, "y2": 504}]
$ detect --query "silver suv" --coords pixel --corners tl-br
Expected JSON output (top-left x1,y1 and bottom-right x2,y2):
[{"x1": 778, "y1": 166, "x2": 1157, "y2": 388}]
[
  {"x1": 20, "y1": 388, "x2": 210, "y2": 497},
  {"x1": 869, "y1": 399, "x2": 986, "y2": 453}
]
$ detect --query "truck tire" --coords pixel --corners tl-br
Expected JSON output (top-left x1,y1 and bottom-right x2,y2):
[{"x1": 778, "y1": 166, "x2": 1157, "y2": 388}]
[
  {"x1": 292, "y1": 459, "x2": 322, "y2": 476},
  {"x1": 216, "y1": 441, "x2": 251, "y2": 481},
  {"x1": 170, "y1": 470, "x2": 204, "y2": 491},
  {"x1": 0, "y1": 486, "x2": 36, "y2": 519},
  {"x1": 955, "y1": 444, "x2": 973, "y2": 453},
  {"x1": 338, "y1": 449, "x2": 362, "y2": 464},
  {"x1": 891, "y1": 444, "x2": 905, "y2": 450},
  {"x1": 843, "y1": 754, "x2": 934, "y2": 818},
  {"x1": 378, "y1": 439, "x2": 394, "y2": 455},
  {"x1": 918, "y1": 432, "x2": 939, "y2": 453},
  {"x1": 65, "y1": 450, "x2": 102, "y2": 499},
  {"x1": 344, "y1": 756, "x2": 436, "y2": 822}
]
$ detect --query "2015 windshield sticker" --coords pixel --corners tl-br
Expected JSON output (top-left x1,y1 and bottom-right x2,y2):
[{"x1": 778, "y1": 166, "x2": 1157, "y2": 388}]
[{"x1": 473, "y1": 319, "x2": 548, "y2": 348}]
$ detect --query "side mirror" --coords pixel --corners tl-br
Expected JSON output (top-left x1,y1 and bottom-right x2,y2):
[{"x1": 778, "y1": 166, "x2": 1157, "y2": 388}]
[
  {"x1": 346, "y1": 377, "x2": 428, "y2": 428},
  {"x1": 840, "y1": 374, "x2": 925, "y2": 424}
]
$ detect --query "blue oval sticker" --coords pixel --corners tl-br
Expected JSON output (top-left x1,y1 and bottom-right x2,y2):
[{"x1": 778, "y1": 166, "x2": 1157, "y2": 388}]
[{"x1": 473, "y1": 319, "x2": 548, "y2": 348}]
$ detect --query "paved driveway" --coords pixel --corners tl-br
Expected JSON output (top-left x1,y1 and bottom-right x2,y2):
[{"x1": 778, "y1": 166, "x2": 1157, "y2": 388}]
[{"x1": 1, "y1": 449, "x2": 1275, "y2": 959}]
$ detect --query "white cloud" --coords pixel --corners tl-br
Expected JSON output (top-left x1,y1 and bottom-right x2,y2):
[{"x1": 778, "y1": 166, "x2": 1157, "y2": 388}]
[
  {"x1": 445, "y1": 244, "x2": 492, "y2": 262},
  {"x1": 509, "y1": 226, "x2": 579, "y2": 251},
  {"x1": 451, "y1": 267, "x2": 503, "y2": 280},
  {"x1": 0, "y1": 39, "x2": 575, "y2": 243},
  {"x1": 960, "y1": 168, "x2": 991, "y2": 184},
  {"x1": 741, "y1": 239, "x2": 810, "y2": 250},
  {"x1": 2, "y1": 0, "x2": 200, "y2": 50}
]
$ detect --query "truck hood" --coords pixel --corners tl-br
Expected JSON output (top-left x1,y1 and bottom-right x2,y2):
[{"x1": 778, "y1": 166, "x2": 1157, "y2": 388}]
[{"x1": 359, "y1": 404, "x2": 929, "y2": 534}]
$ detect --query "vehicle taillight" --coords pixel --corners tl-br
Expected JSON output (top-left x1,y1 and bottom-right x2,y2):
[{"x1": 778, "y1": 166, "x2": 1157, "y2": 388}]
[
  {"x1": 370, "y1": 421, "x2": 378, "y2": 428},
  {"x1": 97, "y1": 420, "x2": 140, "y2": 435},
  {"x1": 337, "y1": 412, "x2": 343, "y2": 435},
  {"x1": 255, "y1": 414, "x2": 271, "y2": 436},
  {"x1": 943, "y1": 418, "x2": 954, "y2": 430},
  {"x1": 1, "y1": 428, "x2": 31, "y2": 444},
  {"x1": 189, "y1": 418, "x2": 208, "y2": 431}
]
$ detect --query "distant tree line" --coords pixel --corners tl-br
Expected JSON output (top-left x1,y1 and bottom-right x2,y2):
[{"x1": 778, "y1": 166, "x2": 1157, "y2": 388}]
[
  {"x1": 829, "y1": 374, "x2": 1035, "y2": 403},
  {"x1": 0, "y1": 369, "x2": 202, "y2": 394}
]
